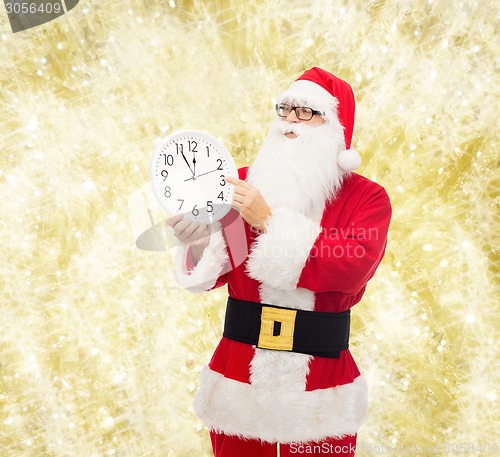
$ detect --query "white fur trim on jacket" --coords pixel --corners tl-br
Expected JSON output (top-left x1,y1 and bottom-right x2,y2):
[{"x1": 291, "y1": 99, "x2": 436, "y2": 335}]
[
  {"x1": 173, "y1": 230, "x2": 228, "y2": 293},
  {"x1": 194, "y1": 365, "x2": 368, "y2": 443},
  {"x1": 246, "y1": 207, "x2": 322, "y2": 290},
  {"x1": 248, "y1": 285, "x2": 315, "y2": 399}
]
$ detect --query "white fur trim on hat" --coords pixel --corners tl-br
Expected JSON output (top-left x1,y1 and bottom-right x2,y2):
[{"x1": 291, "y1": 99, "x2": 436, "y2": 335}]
[
  {"x1": 276, "y1": 80, "x2": 338, "y2": 119},
  {"x1": 337, "y1": 148, "x2": 361, "y2": 172}
]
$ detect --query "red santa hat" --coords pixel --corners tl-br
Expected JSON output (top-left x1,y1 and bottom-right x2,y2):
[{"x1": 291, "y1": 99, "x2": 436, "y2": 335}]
[{"x1": 276, "y1": 67, "x2": 361, "y2": 172}]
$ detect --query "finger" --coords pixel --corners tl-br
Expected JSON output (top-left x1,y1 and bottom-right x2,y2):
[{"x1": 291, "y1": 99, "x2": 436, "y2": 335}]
[
  {"x1": 227, "y1": 177, "x2": 259, "y2": 196},
  {"x1": 174, "y1": 216, "x2": 192, "y2": 232},
  {"x1": 232, "y1": 192, "x2": 245, "y2": 203},
  {"x1": 232, "y1": 185, "x2": 255, "y2": 201},
  {"x1": 231, "y1": 199, "x2": 242, "y2": 210},
  {"x1": 225, "y1": 176, "x2": 251, "y2": 189},
  {"x1": 166, "y1": 213, "x2": 184, "y2": 227},
  {"x1": 232, "y1": 193, "x2": 245, "y2": 205},
  {"x1": 191, "y1": 224, "x2": 209, "y2": 242},
  {"x1": 224, "y1": 176, "x2": 240, "y2": 185},
  {"x1": 172, "y1": 219, "x2": 195, "y2": 239},
  {"x1": 181, "y1": 220, "x2": 203, "y2": 239}
]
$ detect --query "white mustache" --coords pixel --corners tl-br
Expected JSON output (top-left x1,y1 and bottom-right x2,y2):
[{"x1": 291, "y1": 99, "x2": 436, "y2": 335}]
[{"x1": 275, "y1": 121, "x2": 314, "y2": 136}]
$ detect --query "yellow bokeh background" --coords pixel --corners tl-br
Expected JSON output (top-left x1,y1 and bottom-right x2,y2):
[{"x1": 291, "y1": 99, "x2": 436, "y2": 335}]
[{"x1": 0, "y1": 1, "x2": 498, "y2": 456}]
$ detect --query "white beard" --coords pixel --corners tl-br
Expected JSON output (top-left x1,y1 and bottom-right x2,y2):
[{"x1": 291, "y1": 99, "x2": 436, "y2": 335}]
[{"x1": 247, "y1": 119, "x2": 348, "y2": 221}]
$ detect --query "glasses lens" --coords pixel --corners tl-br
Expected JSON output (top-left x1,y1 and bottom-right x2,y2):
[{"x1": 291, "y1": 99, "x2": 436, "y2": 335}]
[
  {"x1": 296, "y1": 107, "x2": 313, "y2": 120},
  {"x1": 276, "y1": 103, "x2": 290, "y2": 117}
]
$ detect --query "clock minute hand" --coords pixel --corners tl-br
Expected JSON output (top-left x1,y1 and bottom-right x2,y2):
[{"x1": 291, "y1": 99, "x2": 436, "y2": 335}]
[{"x1": 180, "y1": 150, "x2": 194, "y2": 176}]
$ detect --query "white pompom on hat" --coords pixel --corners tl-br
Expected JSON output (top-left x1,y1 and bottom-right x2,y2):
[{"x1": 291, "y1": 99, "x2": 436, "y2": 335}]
[{"x1": 277, "y1": 67, "x2": 361, "y2": 172}]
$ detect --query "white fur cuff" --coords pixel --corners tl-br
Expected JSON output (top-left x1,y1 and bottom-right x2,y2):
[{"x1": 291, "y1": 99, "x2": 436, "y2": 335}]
[
  {"x1": 173, "y1": 230, "x2": 228, "y2": 293},
  {"x1": 246, "y1": 207, "x2": 321, "y2": 289},
  {"x1": 194, "y1": 366, "x2": 368, "y2": 443}
]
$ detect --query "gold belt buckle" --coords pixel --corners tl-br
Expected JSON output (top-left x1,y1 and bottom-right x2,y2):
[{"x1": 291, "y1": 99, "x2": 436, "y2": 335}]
[{"x1": 257, "y1": 306, "x2": 297, "y2": 351}]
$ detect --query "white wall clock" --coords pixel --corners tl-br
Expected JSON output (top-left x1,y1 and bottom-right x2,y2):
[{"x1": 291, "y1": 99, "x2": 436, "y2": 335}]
[{"x1": 149, "y1": 129, "x2": 237, "y2": 223}]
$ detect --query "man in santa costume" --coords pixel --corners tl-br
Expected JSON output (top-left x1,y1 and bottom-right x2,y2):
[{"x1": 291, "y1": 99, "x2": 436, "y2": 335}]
[{"x1": 168, "y1": 67, "x2": 392, "y2": 456}]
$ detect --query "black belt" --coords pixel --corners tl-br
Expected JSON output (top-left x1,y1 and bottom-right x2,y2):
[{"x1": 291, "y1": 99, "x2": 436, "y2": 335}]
[{"x1": 223, "y1": 297, "x2": 350, "y2": 358}]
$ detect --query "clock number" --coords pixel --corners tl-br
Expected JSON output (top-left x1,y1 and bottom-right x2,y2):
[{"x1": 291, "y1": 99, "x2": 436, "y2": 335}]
[
  {"x1": 161, "y1": 153, "x2": 174, "y2": 166},
  {"x1": 175, "y1": 142, "x2": 183, "y2": 155},
  {"x1": 161, "y1": 170, "x2": 168, "y2": 180},
  {"x1": 220, "y1": 175, "x2": 226, "y2": 186},
  {"x1": 164, "y1": 186, "x2": 171, "y2": 198},
  {"x1": 216, "y1": 158, "x2": 223, "y2": 170},
  {"x1": 206, "y1": 145, "x2": 210, "y2": 157},
  {"x1": 207, "y1": 201, "x2": 213, "y2": 212},
  {"x1": 188, "y1": 140, "x2": 198, "y2": 153},
  {"x1": 192, "y1": 205, "x2": 199, "y2": 217},
  {"x1": 177, "y1": 199, "x2": 184, "y2": 210},
  {"x1": 218, "y1": 191, "x2": 224, "y2": 200}
]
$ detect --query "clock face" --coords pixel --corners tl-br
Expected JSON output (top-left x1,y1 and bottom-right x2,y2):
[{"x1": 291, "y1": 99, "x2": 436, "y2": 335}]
[{"x1": 149, "y1": 130, "x2": 237, "y2": 223}]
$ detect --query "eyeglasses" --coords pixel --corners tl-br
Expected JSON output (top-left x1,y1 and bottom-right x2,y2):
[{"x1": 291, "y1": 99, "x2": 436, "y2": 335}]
[{"x1": 275, "y1": 103, "x2": 325, "y2": 121}]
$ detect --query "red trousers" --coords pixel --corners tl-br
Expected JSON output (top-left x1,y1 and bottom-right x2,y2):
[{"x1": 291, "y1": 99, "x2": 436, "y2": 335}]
[{"x1": 210, "y1": 432, "x2": 357, "y2": 457}]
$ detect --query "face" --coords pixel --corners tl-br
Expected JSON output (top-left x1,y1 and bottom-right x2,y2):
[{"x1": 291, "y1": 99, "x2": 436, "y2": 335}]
[{"x1": 280, "y1": 106, "x2": 325, "y2": 138}]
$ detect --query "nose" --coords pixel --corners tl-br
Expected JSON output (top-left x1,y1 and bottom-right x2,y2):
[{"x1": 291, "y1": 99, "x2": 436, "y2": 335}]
[{"x1": 285, "y1": 109, "x2": 300, "y2": 123}]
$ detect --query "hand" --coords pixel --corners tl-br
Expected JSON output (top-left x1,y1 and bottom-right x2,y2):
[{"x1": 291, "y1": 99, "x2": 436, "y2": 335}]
[
  {"x1": 166, "y1": 214, "x2": 210, "y2": 264},
  {"x1": 225, "y1": 176, "x2": 271, "y2": 232}
]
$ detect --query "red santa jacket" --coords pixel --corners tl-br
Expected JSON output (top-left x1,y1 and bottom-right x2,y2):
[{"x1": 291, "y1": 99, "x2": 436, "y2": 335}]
[{"x1": 174, "y1": 167, "x2": 392, "y2": 444}]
